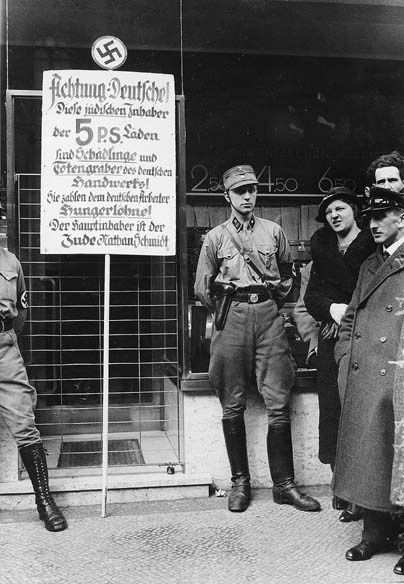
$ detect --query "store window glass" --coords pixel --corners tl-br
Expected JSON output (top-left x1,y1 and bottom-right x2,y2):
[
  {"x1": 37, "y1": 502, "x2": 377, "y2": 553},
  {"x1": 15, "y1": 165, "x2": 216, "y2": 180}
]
[
  {"x1": 182, "y1": 52, "x2": 404, "y2": 377},
  {"x1": 3, "y1": 1, "x2": 186, "y2": 471}
]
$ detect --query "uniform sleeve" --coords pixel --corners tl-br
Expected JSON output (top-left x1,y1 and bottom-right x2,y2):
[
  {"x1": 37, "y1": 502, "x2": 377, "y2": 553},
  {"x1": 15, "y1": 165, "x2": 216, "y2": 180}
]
[
  {"x1": 14, "y1": 260, "x2": 28, "y2": 334},
  {"x1": 293, "y1": 263, "x2": 320, "y2": 348},
  {"x1": 194, "y1": 231, "x2": 218, "y2": 312},
  {"x1": 275, "y1": 227, "x2": 294, "y2": 301}
]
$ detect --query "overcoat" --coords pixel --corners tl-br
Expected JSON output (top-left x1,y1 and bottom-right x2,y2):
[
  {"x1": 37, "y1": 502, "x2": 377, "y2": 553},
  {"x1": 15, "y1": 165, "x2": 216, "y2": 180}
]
[{"x1": 333, "y1": 242, "x2": 404, "y2": 512}]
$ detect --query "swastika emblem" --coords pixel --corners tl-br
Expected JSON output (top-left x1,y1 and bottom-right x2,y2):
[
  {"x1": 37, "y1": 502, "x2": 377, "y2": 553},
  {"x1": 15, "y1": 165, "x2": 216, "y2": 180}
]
[{"x1": 91, "y1": 36, "x2": 127, "y2": 70}]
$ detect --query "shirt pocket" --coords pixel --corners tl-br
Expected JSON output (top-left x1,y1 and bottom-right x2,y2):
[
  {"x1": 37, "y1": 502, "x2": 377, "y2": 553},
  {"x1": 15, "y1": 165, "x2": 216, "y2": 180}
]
[
  {"x1": 217, "y1": 246, "x2": 239, "y2": 277},
  {"x1": 0, "y1": 270, "x2": 18, "y2": 301},
  {"x1": 256, "y1": 245, "x2": 277, "y2": 270}
]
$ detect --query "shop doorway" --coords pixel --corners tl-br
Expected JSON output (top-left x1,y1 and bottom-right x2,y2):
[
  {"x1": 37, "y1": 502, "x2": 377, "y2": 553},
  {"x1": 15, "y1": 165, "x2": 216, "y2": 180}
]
[{"x1": 6, "y1": 90, "x2": 185, "y2": 476}]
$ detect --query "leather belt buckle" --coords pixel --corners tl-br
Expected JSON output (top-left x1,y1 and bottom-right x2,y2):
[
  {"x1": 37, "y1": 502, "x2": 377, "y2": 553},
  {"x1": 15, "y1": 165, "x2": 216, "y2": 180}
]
[{"x1": 249, "y1": 293, "x2": 259, "y2": 304}]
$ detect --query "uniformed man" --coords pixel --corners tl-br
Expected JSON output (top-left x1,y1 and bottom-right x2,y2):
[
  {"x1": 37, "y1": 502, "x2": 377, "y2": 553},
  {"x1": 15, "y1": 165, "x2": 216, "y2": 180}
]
[
  {"x1": 333, "y1": 186, "x2": 404, "y2": 574},
  {"x1": 0, "y1": 245, "x2": 67, "y2": 531},
  {"x1": 194, "y1": 164, "x2": 321, "y2": 513}
]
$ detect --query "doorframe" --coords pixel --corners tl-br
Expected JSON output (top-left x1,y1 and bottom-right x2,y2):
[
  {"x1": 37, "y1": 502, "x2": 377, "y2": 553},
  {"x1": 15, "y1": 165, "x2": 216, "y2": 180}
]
[
  {"x1": 6, "y1": 90, "x2": 42, "y2": 255},
  {"x1": 5, "y1": 88, "x2": 188, "y2": 474}
]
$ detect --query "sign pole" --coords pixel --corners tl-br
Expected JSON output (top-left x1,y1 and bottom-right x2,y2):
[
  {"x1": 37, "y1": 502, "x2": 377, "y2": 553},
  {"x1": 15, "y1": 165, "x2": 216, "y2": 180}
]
[
  {"x1": 101, "y1": 253, "x2": 111, "y2": 518},
  {"x1": 40, "y1": 60, "x2": 176, "y2": 518}
]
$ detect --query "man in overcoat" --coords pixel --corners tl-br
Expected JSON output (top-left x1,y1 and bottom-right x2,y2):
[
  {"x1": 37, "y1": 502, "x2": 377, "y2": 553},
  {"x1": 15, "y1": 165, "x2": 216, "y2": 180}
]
[{"x1": 333, "y1": 185, "x2": 404, "y2": 575}]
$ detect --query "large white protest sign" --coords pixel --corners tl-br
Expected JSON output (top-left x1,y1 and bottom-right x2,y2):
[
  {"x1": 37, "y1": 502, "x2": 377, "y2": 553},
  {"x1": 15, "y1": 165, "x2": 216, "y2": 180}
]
[{"x1": 41, "y1": 70, "x2": 176, "y2": 255}]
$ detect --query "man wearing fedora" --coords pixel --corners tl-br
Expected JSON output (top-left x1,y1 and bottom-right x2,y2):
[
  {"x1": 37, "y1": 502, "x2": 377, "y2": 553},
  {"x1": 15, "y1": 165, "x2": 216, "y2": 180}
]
[
  {"x1": 333, "y1": 184, "x2": 404, "y2": 575},
  {"x1": 194, "y1": 164, "x2": 321, "y2": 514}
]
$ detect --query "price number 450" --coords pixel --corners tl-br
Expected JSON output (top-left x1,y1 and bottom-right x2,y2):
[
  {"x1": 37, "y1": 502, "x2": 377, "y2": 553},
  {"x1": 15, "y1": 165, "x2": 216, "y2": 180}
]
[{"x1": 191, "y1": 164, "x2": 299, "y2": 193}]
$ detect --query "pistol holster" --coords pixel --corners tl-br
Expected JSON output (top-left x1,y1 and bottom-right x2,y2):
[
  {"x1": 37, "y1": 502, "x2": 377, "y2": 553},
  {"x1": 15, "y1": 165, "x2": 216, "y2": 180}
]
[{"x1": 210, "y1": 283, "x2": 235, "y2": 331}]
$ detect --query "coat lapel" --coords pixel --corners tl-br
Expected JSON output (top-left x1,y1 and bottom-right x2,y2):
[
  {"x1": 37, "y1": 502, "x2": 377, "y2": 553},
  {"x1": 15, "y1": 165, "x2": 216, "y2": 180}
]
[{"x1": 359, "y1": 245, "x2": 404, "y2": 306}]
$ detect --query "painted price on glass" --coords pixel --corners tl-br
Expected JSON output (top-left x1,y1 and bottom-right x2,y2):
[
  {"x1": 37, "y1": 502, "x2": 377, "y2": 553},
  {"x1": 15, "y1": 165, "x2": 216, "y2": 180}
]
[
  {"x1": 318, "y1": 167, "x2": 357, "y2": 193},
  {"x1": 190, "y1": 164, "x2": 299, "y2": 193}
]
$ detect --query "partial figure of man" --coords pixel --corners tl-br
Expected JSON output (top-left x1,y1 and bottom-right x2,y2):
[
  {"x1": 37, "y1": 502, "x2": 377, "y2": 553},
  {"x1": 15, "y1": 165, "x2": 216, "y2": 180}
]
[
  {"x1": 194, "y1": 164, "x2": 321, "y2": 514},
  {"x1": 0, "y1": 245, "x2": 67, "y2": 531},
  {"x1": 333, "y1": 181, "x2": 404, "y2": 575}
]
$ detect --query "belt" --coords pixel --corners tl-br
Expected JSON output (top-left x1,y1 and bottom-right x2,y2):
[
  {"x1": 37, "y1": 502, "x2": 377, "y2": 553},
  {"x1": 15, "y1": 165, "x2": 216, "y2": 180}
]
[
  {"x1": 0, "y1": 320, "x2": 13, "y2": 333},
  {"x1": 233, "y1": 287, "x2": 270, "y2": 304}
]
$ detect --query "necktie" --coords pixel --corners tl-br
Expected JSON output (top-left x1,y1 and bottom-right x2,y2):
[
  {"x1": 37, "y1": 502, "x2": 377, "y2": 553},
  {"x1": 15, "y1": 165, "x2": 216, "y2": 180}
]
[{"x1": 382, "y1": 250, "x2": 389, "y2": 262}]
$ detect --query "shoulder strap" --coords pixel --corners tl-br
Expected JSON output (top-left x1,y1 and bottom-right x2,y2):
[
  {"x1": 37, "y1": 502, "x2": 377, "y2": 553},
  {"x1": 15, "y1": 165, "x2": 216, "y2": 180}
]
[{"x1": 221, "y1": 224, "x2": 266, "y2": 283}]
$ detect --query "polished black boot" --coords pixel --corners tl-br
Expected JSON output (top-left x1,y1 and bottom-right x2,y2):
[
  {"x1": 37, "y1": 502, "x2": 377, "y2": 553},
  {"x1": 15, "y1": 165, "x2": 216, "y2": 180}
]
[
  {"x1": 332, "y1": 496, "x2": 349, "y2": 510},
  {"x1": 19, "y1": 442, "x2": 68, "y2": 532},
  {"x1": 267, "y1": 424, "x2": 321, "y2": 512},
  {"x1": 222, "y1": 417, "x2": 251, "y2": 512},
  {"x1": 394, "y1": 556, "x2": 404, "y2": 575},
  {"x1": 339, "y1": 503, "x2": 364, "y2": 523},
  {"x1": 345, "y1": 539, "x2": 388, "y2": 561}
]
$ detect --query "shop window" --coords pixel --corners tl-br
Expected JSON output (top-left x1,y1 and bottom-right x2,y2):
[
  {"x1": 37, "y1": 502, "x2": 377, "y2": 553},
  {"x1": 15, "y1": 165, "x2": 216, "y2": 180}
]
[{"x1": 184, "y1": 198, "x2": 317, "y2": 376}]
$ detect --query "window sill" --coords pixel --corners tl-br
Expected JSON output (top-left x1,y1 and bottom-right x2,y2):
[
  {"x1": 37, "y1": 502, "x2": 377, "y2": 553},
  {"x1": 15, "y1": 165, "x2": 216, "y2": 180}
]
[{"x1": 180, "y1": 368, "x2": 316, "y2": 393}]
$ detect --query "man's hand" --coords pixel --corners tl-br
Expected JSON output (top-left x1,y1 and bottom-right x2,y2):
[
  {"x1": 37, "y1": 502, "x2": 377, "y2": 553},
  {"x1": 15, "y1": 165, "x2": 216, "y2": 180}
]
[{"x1": 330, "y1": 303, "x2": 348, "y2": 325}]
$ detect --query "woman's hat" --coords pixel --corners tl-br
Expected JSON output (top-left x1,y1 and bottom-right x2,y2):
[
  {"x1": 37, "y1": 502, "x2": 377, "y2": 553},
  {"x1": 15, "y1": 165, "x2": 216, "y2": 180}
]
[{"x1": 316, "y1": 187, "x2": 357, "y2": 222}]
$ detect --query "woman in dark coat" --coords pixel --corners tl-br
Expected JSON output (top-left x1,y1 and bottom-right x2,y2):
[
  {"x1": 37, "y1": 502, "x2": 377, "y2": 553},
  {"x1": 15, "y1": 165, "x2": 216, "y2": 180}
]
[{"x1": 304, "y1": 186, "x2": 376, "y2": 521}]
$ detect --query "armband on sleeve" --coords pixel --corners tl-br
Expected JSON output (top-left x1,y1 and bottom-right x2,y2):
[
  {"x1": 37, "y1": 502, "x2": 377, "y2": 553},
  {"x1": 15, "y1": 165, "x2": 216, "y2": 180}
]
[{"x1": 18, "y1": 290, "x2": 29, "y2": 310}]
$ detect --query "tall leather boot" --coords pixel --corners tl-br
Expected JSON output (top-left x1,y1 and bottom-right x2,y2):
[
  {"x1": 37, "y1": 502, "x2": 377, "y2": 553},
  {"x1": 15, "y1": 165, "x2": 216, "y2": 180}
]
[
  {"x1": 19, "y1": 442, "x2": 68, "y2": 532},
  {"x1": 222, "y1": 417, "x2": 251, "y2": 512},
  {"x1": 267, "y1": 424, "x2": 321, "y2": 512}
]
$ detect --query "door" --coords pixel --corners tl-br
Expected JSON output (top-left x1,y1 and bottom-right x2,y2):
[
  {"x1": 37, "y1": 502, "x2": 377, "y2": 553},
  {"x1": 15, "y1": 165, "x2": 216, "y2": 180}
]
[{"x1": 6, "y1": 90, "x2": 185, "y2": 476}]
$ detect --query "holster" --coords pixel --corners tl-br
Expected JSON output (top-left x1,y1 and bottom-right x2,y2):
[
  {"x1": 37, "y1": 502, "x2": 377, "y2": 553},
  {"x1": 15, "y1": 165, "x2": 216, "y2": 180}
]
[{"x1": 210, "y1": 282, "x2": 235, "y2": 331}]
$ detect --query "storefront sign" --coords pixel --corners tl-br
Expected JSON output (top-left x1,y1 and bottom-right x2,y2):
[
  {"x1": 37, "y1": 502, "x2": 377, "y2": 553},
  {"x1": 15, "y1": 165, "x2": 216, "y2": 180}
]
[{"x1": 40, "y1": 69, "x2": 176, "y2": 255}]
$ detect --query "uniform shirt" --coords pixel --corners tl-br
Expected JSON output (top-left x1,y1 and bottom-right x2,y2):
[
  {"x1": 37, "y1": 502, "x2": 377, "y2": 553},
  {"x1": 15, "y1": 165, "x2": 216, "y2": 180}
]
[
  {"x1": 194, "y1": 214, "x2": 294, "y2": 311},
  {"x1": 0, "y1": 247, "x2": 28, "y2": 333}
]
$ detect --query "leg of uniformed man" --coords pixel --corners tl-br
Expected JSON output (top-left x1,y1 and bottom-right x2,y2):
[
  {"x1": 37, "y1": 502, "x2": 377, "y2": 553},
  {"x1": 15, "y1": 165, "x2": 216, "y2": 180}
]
[
  {"x1": 209, "y1": 300, "x2": 254, "y2": 512},
  {"x1": 0, "y1": 330, "x2": 67, "y2": 531},
  {"x1": 255, "y1": 299, "x2": 321, "y2": 511},
  {"x1": 345, "y1": 508, "x2": 397, "y2": 561}
]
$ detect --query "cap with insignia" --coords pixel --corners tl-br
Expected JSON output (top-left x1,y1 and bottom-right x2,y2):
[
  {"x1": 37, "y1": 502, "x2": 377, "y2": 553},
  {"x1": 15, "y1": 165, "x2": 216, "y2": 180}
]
[
  {"x1": 362, "y1": 186, "x2": 404, "y2": 215},
  {"x1": 222, "y1": 165, "x2": 258, "y2": 191}
]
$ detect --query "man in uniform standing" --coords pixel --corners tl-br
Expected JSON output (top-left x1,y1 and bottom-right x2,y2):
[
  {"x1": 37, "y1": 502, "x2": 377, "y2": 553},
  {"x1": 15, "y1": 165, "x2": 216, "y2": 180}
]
[
  {"x1": 0, "y1": 245, "x2": 67, "y2": 531},
  {"x1": 194, "y1": 164, "x2": 321, "y2": 513},
  {"x1": 333, "y1": 185, "x2": 404, "y2": 575}
]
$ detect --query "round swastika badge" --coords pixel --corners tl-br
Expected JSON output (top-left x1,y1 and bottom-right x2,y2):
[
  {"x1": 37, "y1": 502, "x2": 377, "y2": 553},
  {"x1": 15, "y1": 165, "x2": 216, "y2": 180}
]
[{"x1": 91, "y1": 36, "x2": 127, "y2": 70}]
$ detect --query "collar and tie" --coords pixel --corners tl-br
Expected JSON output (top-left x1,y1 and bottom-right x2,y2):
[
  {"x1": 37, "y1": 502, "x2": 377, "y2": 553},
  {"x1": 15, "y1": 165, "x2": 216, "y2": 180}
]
[{"x1": 382, "y1": 250, "x2": 390, "y2": 262}]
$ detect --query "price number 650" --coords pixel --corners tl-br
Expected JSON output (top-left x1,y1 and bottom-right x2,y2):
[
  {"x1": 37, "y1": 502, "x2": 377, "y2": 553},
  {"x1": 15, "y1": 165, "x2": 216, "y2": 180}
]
[{"x1": 318, "y1": 167, "x2": 357, "y2": 193}]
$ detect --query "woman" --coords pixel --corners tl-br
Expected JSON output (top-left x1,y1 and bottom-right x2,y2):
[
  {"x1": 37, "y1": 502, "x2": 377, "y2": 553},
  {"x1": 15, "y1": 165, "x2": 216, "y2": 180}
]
[{"x1": 304, "y1": 186, "x2": 376, "y2": 521}]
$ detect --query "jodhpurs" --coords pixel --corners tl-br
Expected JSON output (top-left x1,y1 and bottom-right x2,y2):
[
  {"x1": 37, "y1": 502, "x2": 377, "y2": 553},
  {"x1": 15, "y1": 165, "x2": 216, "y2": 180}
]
[
  {"x1": 0, "y1": 329, "x2": 41, "y2": 447},
  {"x1": 209, "y1": 298, "x2": 294, "y2": 425}
]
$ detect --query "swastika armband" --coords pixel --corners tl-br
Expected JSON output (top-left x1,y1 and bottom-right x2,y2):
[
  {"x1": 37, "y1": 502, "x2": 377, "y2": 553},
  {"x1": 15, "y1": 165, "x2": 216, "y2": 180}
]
[{"x1": 19, "y1": 290, "x2": 29, "y2": 309}]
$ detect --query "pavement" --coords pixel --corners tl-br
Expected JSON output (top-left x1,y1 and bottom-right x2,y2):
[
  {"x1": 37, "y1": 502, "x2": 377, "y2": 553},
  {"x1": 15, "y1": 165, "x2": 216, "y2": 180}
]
[{"x1": 1, "y1": 485, "x2": 404, "y2": 584}]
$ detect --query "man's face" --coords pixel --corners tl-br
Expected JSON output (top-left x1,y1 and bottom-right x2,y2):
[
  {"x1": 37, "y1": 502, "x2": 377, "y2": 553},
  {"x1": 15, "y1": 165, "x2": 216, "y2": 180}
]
[
  {"x1": 226, "y1": 184, "x2": 257, "y2": 215},
  {"x1": 369, "y1": 208, "x2": 404, "y2": 247},
  {"x1": 374, "y1": 166, "x2": 404, "y2": 193}
]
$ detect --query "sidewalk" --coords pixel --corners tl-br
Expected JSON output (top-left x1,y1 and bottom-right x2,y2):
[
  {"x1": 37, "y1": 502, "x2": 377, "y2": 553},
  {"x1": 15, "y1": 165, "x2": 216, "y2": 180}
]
[{"x1": 0, "y1": 486, "x2": 402, "y2": 584}]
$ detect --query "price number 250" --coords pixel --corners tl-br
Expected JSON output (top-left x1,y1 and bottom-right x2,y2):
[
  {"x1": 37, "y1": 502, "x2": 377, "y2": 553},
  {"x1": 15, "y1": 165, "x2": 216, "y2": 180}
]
[{"x1": 190, "y1": 164, "x2": 299, "y2": 193}]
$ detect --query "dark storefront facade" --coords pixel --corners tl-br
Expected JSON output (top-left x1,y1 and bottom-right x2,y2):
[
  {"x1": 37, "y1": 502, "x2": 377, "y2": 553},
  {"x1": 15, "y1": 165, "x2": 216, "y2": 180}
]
[{"x1": 1, "y1": 0, "x2": 404, "y2": 503}]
